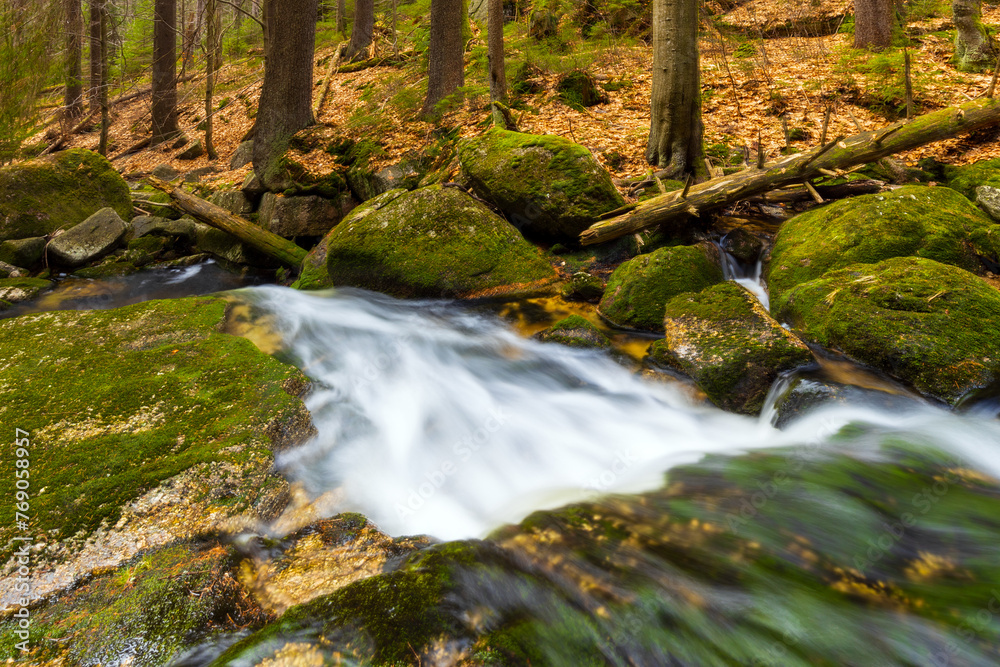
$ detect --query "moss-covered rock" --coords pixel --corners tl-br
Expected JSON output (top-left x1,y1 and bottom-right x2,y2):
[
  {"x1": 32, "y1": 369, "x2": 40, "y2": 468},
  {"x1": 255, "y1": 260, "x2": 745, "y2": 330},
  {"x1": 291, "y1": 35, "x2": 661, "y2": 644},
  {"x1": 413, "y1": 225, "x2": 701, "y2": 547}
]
[
  {"x1": 598, "y1": 243, "x2": 723, "y2": 332},
  {"x1": 944, "y1": 157, "x2": 1000, "y2": 200},
  {"x1": 534, "y1": 314, "x2": 612, "y2": 349},
  {"x1": 773, "y1": 256, "x2": 1000, "y2": 404},
  {"x1": 648, "y1": 282, "x2": 813, "y2": 415},
  {"x1": 458, "y1": 128, "x2": 627, "y2": 240},
  {"x1": 294, "y1": 232, "x2": 334, "y2": 290},
  {"x1": 560, "y1": 271, "x2": 605, "y2": 302},
  {"x1": 556, "y1": 69, "x2": 609, "y2": 108},
  {"x1": 0, "y1": 276, "x2": 53, "y2": 309},
  {"x1": 325, "y1": 185, "x2": 558, "y2": 299},
  {"x1": 0, "y1": 236, "x2": 46, "y2": 268},
  {"x1": 0, "y1": 149, "x2": 132, "y2": 242},
  {"x1": 767, "y1": 185, "x2": 1000, "y2": 305}
]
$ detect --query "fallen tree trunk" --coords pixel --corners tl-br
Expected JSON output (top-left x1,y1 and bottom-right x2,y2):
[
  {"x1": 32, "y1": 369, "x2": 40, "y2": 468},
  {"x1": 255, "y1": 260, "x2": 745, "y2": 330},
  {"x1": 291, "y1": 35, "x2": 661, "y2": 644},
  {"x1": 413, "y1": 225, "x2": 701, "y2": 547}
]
[
  {"x1": 147, "y1": 176, "x2": 307, "y2": 267},
  {"x1": 581, "y1": 98, "x2": 1000, "y2": 245}
]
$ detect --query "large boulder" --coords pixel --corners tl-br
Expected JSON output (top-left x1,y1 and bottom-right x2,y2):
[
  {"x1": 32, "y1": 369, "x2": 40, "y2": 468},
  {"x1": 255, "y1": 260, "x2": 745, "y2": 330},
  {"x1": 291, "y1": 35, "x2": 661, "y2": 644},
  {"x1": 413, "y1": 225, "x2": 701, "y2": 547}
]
[
  {"x1": 258, "y1": 192, "x2": 358, "y2": 237},
  {"x1": 648, "y1": 282, "x2": 813, "y2": 415},
  {"x1": 47, "y1": 207, "x2": 128, "y2": 267},
  {"x1": 0, "y1": 149, "x2": 132, "y2": 242},
  {"x1": 767, "y1": 185, "x2": 1000, "y2": 304},
  {"x1": 773, "y1": 256, "x2": 1000, "y2": 405},
  {"x1": 0, "y1": 236, "x2": 46, "y2": 268},
  {"x1": 295, "y1": 233, "x2": 334, "y2": 291},
  {"x1": 597, "y1": 243, "x2": 723, "y2": 332},
  {"x1": 324, "y1": 185, "x2": 558, "y2": 299},
  {"x1": 458, "y1": 128, "x2": 627, "y2": 240}
]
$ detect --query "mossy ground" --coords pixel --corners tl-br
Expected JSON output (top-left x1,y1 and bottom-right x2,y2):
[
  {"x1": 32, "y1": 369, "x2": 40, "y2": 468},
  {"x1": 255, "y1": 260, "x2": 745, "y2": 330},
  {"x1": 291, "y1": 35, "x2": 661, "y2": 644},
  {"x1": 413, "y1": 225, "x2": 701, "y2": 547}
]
[
  {"x1": 945, "y1": 157, "x2": 1000, "y2": 199},
  {"x1": 0, "y1": 297, "x2": 311, "y2": 559},
  {"x1": 597, "y1": 244, "x2": 723, "y2": 332},
  {"x1": 774, "y1": 256, "x2": 1000, "y2": 404},
  {"x1": 767, "y1": 185, "x2": 1000, "y2": 304},
  {"x1": 325, "y1": 184, "x2": 557, "y2": 299}
]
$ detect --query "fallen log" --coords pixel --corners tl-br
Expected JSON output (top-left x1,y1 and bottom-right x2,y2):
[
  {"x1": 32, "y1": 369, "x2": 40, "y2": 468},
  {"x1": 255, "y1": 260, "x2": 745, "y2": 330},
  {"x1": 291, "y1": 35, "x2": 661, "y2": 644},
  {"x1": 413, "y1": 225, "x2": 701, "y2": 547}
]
[
  {"x1": 580, "y1": 98, "x2": 1000, "y2": 246},
  {"x1": 747, "y1": 178, "x2": 884, "y2": 204},
  {"x1": 146, "y1": 176, "x2": 307, "y2": 267}
]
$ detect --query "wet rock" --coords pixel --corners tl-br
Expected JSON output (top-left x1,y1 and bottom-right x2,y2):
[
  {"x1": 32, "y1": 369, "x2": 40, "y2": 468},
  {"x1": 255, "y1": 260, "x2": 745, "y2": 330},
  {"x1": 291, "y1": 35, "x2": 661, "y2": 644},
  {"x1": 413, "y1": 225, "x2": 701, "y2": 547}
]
[
  {"x1": 194, "y1": 222, "x2": 271, "y2": 267},
  {"x1": 560, "y1": 271, "x2": 604, "y2": 302},
  {"x1": 0, "y1": 277, "x2": 52, "y2": 308},
  {"x1": 324, "y1": 185, "x2": 558, "y2": 299},
  {"x1": 768, "y1": 376, "x2": 925, "y2": 428},
  {"x1": 458, "y1": 128, "x2": 627, "y2": 240},
  {"x1": 177, "y1": 139, "x2": 205, "y2": 160},
  {"x1": 47, "y1": 207, "x2": 128, "y2": 267},
  {"x1": 721, "y1": 227, "x2": 764, "y2": 264},
  {"x1": 258, "y1": 192, "x2": 357, "y2": 237},
  {"x1": 211, "y1": 189, "x2": 255, "y2": 217},
  {"x1": 774, "y1": 256, "x2": 1000, "y2": 405},
  {"x1": 535, "y1": 314, "x2": 612, "y2": 349},
  {"x1": 294, "y1": 233, "x2": 334, "y2": 291},
  {"x1": 0, "y1": 148, "x2": 132, "y2": 242},
  {"x1": 0, "y1": 236, "x2": 46, "y2": 269},
  {"x1": 648, "y1": 282, "x2": 813, "y2": 415},
  {"x1": 975, "y1": 185, "x2": 1000, "y2": 222},
  {"x1": 230, "y1": 139, "x2": 254, "y2": 170},
  {"x1": 768, "y1": 185, "x2": 1000, "y2": 304},
  {"x1": 598, "y1": 243, "x2": 723, "y2": 332}
]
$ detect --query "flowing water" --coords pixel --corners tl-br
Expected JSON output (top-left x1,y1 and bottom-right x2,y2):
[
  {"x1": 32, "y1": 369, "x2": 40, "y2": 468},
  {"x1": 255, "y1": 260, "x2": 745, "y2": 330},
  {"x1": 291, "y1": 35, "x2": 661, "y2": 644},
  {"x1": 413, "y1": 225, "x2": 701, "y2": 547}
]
[{"x1": 210, "y1": 285, "x2": 1000, "y2": 665}]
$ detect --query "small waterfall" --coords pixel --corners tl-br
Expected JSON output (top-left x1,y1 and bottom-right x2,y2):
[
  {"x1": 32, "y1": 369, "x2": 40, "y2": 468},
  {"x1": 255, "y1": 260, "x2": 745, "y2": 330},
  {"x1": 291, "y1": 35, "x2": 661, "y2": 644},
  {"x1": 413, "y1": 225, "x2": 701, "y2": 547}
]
[{"x1": 716, "y1": 236, "x2": 770, "y2": 311}]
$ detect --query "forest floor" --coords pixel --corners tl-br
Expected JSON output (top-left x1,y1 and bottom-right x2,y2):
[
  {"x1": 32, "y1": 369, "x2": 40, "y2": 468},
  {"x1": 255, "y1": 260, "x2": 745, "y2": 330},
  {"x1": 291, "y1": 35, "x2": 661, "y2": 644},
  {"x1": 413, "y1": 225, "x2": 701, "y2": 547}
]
[{"x1": 35, "y1": 2, "x2": 1000, "y2": 196}]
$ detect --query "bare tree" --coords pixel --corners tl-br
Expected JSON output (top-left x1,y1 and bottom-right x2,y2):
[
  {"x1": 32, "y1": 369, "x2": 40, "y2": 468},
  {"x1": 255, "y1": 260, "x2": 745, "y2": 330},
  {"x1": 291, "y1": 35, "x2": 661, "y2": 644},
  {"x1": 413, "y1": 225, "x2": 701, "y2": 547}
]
[
  {"x1": 336, "y1": 0, "x2": 345, "y2": 34},
  {"x1": 65, "y1": 0, "x2": 84, "y2": 117},
  {"x1": 647, "y1": 0, "x2": 703, "y2": 178},
  {"x1": 953, "y1": 0, "x2": 996, "y2": 71},
  {"x1": 97, "y1": 0, "x2": 109, "y2": 155},
  {"x1": 345, "y1": 0, "x2": 373, "y2": 60},
  {"x1": 151, "y1": 0, "x2": 179, "y2": 144},
  {"x1": 854, "y1": 0, "x2": 893, "y2": 50},
  {"x1": 88, "y1": 0, "x2": 103, "y2": 112},
  {"x1": 488, "y1": 0, "x2": 506, "y2": 121},
  {"x1": 422, "y1": 0, "x2": 465, "y2": 118},
  {"x1": 205, "y1": 0, "x2": 220, "y2": 159}
]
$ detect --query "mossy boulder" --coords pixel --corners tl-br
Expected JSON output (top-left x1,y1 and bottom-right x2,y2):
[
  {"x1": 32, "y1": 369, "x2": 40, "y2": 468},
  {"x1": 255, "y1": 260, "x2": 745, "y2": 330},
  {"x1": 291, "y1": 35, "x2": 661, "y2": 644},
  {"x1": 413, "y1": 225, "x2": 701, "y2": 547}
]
[
  {"x1": 944, "y1": 157, "x2": 1000, "y2": 199},
  {"x1": 648, "y1": 282, "x2": 813, "y2": 415},
  {"x1": 0, "y1": 236, "x2": 45, "y2": 269},
  {"x1": 767, "y1": 185, "x2": 1000, "y2": 305},
  {"x1": 0, "y1": 277, "x2": 52, "y2": 309},
  {"x1": 535, "y1": 314, "x2": 612, "y2": 349},
  {"x1": 47, "y1": 207, "x2": 128, "y2": 267},
  {"x1": 0, "y1": 149, "x2": 132, "y2": 242},
  {"x1": 324, "y1": 185, "x2": 558, "y2": 299},
  {"x1": 773, "y1": 256, "x2": 1000, "y2": 405},
  {"x1": 294, "y1": 233, "x2": 334, "y2": 290},
  {"x1": 556, "y1": 69, "x2": 609, "y2": 108},
  {"x1": 560, "y1": 271, "x2": 605, "y2": 302},
  {"x1": 598, "y1": 243, "x2": 723, "y2": 332},
  {"x1": 458, "y1": 128, "x2": 627, "y2": 240}
]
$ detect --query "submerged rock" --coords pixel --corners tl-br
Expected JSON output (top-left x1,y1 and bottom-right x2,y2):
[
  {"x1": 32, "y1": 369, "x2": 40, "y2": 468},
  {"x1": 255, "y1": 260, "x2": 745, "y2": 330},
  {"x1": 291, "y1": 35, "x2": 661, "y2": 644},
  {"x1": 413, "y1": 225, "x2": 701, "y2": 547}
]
[
  {"x1": 0, "y1": 148, "x2": 132, "y2": 241},
  {"x1": 768, "y1": 185, "x2": 1000, "y2": 304},
  {"x1": 324, "y1": 185, "x2": 558, "y2": 299},
  {"x1": 649, "y1": 282, "x2": 813, "y2": 415},
  {"x1": 598, "y1": 243, "x2": 723, "y2": 332},
  {"x1": 47, "y1": 206, "x2": 128, "y2": 267},
  {"x1": 773, "y1": 256, "x2": 1000, "y2": 405},
  {"x1": 458, "y1": 128, "x2": 626, "y2": 240},
  {"x1": 535, "y1": 314, "x2": 612, "y2": 349}
]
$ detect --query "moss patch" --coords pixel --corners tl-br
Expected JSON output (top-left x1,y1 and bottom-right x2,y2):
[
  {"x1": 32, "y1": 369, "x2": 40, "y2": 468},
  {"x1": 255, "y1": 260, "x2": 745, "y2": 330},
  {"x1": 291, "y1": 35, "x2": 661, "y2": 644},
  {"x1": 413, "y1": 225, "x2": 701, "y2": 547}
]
[
  {"x1": 598, "y1": 244, "x2": 723, "y2": 332},
  {"x1": 767, "y1": 185, "x2": 1000, "y2": 305},
  {"x1": 944, "y1": 157, "x2": 1000, "y2": 199},
  {"x1": 325, "y1": 185, "x2": 557, "y2": 299},
  {"x1": 535, "y1": 314, "x2": 612, "y2": 349},
  {"x1": 773, "y1": 256, "x2": 1000, "y2": 404}
]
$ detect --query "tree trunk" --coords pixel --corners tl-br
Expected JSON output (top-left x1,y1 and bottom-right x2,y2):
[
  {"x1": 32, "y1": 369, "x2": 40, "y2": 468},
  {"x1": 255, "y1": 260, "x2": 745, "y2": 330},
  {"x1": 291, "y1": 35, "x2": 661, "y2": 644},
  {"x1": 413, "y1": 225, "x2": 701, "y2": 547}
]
[
  {"x1": 647, "y1": 0, "x2": 704, "y2": 179},
  {"x1": 346, "y1": 0, "x2": 373, "y2": 60},
  {"x1": 487, "y1": 0, "x2": 506, "y2": 125},
  {"x1": 151, "y1": 0, "x2": 179, "y2": 144},
  {"x1": 65, "y1": 0, "x2": 84, "y2": 117},
  {"x1": 88, "y1": 0, "x2": 103, "y2": 112},
  {"x1": 580, "y1": 98, "x2": 1000, "y2": 245},
  {"x1": 953, "y1": 0, "x2": 996, "y2": 72},
  {"x1": 97, "y1": 0, "x2": 109, "y2": 155},
  {"x1": 854, "y1": 0, "x2": 893, "y2": 50},
  {"x1": 205, "y1": 0, "x2": 219, "y2": 160},
  {"x1": 252, "y1": 0, "x2": 318, "y2": 190},
  {"x1": 336, "y1": 0, "x2": 346, "y2": 33},
  {"x1": 422, "y1": 0, "x2": 465, "y2": 118}
]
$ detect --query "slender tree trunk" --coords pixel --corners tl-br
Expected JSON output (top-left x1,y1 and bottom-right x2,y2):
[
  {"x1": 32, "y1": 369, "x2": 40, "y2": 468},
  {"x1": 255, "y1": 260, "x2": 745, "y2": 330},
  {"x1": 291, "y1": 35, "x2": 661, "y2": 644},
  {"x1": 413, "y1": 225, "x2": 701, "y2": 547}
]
[
  {"x1": 205, "y1": 0, "x2": 219, "y2": 159},
  {"x1": 252, "y1": 0, "x2": 318, "y2": 189},
  {"x1": 346, "y1": 0, "x2": 373, "y2": 60},
  {"x1": 647, "y1": 0, "x2": 703, "y2": 179},
  {"x1": 66, "y1": 0, "x2": 84, "y2": 117},
  {"x1": 151, "y1": 0, "x2": 179, "y2": 144},
  {"x1": 422, "y1": 0, "x2": 465, "y2": 118},
  {"x1": 336, "y1": 0, "x2": 345, "y2": 33},
  {"x1": 854, "y1": 0, "x2": 893, "y2": 50},
  {"x1": 953, "y1": 0, "x2": 996, "y2": 71},
  {"x1": 89, "y1": 0, "x2": 103, "y2": 112},
  {"x1": 488, "y1": 0, "x2": 506, "y2": 113},
  {"x1": 98, "y1": 0, "x2": 109, "y2": 155}
]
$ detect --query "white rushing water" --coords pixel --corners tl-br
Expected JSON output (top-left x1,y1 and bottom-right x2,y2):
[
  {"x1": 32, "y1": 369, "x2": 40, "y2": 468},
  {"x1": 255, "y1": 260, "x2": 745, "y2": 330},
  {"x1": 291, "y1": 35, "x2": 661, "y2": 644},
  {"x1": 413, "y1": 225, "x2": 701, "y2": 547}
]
[{"x1": 244, "y1": 286, "x2": 1000, "y2": 541}]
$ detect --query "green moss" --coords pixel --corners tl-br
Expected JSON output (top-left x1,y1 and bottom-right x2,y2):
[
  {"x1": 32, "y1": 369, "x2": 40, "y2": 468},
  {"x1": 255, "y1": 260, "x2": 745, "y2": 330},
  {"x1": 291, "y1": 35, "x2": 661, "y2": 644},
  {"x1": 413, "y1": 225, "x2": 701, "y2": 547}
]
[
  {"x1": 0, "y1": 276, "x2": 53, "y2": 304},
  {"x1": 536, "y1": 314, "x2": 612, "y2": 349},
  {"x1": 944, "y1": 157, "x2": 1000, "y2": 199},
  {"x1": 555, "y1": 70, "x2": 609, "y2": 109},
  {"x1": 767, "y1": 185, "x2": 1000, "y2": 305},
  {"x1": 560, "y1": 271, "x2": 604, "y2": 302},
  {"x1": 0, "y1": 149, "x2": 132, "y2": 241},
  {"x1": 273, "y1": 155, "x2": 350, "y2": 199},
  {"x1": 325, "y1": 184, "x2": 557, "y2": 299},
  {"x1": 598, "y1": 244, "x2": 723, "y2": 332},
  {"x1": 0, "y1": 297, "x2": 311, "y2": 556},
  {"x1": 458, "y1": 128, "x2": 627, "y2": 240},
  {"x1": 774, "y1": 256, "x2": 1000, "y2": 404},
  {"x1": 293, "y1": 233, "x2": 334, "y2": 290}
]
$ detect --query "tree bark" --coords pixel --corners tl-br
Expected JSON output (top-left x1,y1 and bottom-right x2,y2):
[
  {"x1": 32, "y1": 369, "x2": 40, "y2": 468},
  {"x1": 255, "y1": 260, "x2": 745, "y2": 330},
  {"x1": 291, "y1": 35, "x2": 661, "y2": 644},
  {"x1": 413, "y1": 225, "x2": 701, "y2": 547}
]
[
  {"x1": 953, "y1": 0, "x2": 996, "y2": 72},
  {"x1": 336, "y1": 0, "x2": 345, "y2": 33},
  {"x1": 88, "y1": 0, "x2": 103, "y2": 112},
  {"x1": 422, "y1": 0, "x2": 465, "y2": 118},
  {"x1": 147, "y1": 176, "x2": 308, "y2": 267},
  {"x1": 488, "y1": 0, "x2": 506, "y2": 125},
  {"x1": 97, "y1": 0, "x2": 109, "y2": 156},
  {"x1": 151, "y1": 0, "x2": 180, "y2": 144},
  {"x1": 65, "y1": 0, "x2": 84, "y2": 117},
  {"x1": 580, "y1": 98, "x2": 1000, "y2": 245},
  {"x1": 205, "y1": 0, "x2": 219, "y2": 159},
  {"x1": 252, "y1": 0, "x2": 318, "y2": 190},
  {"x1": 647, "y1": 0, "x2": 704, "y2": 179},
  {"x1": 854, "y1": 0, "x2": 893, "y2": 50},
  {"x1": 345, "y1": 0, "x2": 373, "y2": 61}
]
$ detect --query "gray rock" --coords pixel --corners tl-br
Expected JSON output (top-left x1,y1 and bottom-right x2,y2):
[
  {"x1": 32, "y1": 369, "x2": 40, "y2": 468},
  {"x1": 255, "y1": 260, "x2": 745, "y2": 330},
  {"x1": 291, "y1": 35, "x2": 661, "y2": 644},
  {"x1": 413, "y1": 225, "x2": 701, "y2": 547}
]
[
  {"x1": 193, "y1": 222, "x2": 268, "y2": 266},
  {"x1": 130, "y1": 215, "x2": 197, "y2": 241},
  {"x1": 468, "y1": 0, "x2": 488, "y2": 24},
  {"x1": 347, "y1": 160, "x2": 424, "y2": 203},
  {"x1": 975, "y1": 185, "x2": 1000, "y2": 222},
  {"x1": 0, "y1": 277, "x2": 52, "y2": 306},
  {"x1": 0, "y1": 261, "x2": 26, "y2": 279},
  {"x1": 0, "y1": 237, "x2": 46, "y2": 268},
  {"x1": 152, "y1": 163, "x2": 180, "y2": 180},
  {"x1": 242, "y1": 172, "x2": 267, "y2": 201},
  {"x1": 170, "y1": 133, "x2": 190, "y2": 149},
  {"x1": 769, "y1": 377, "x2": 924, "y2": 429},
  {"x1": 48, "y1": 207, "x2": 128, "y2": 267},
  {"x1": 230, "y1": 140, "x2": 254, "y2": 170},
  {"x1": 184, "y1": 166, "x2": 217, "y2": 183},
  {"x1": 210, "y1": 190, "x2": 255, "y2": 217},
  {"x1": 258, "y1": 192, "x2": 357, "y2": 237},
  {"x1": 177, "y1": 140, "x2": 205, "y2": 160}
]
